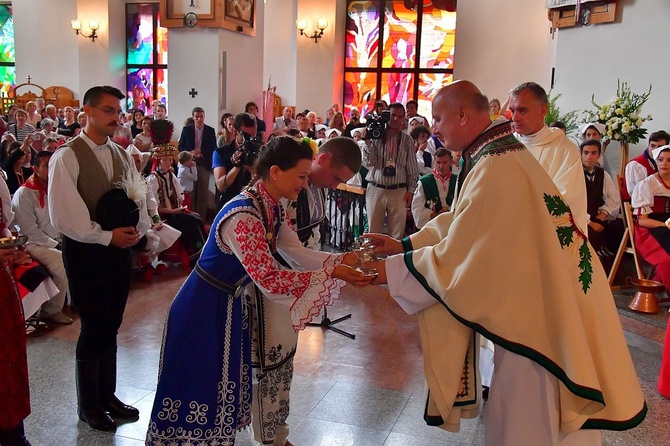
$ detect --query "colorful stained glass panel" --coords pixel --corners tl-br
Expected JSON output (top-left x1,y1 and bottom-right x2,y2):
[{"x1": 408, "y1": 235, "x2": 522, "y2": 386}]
[
  {"x1": 381, "y1": 1, "x2": 417, "y2": 69},
  {"x1": 127, "y1": 4, "x2": 155, "y2": 65},
  {"x1": 346, "y1": 1, "x2": 381, "y2": 69},
  {"x1": 0, "y1": 6, "x2": 14, "y2": 64},
  {"x1": 380, "y1": 72, "x2": 414, "y2": 106},
  {"x1": 419, "y1": 6, "x2": 456, "y2": 69},
  {"x1": 417, "y1": 72, "x2": 453, "y2": 118},
  {"x1": 127, "y1": 68, "x2": 154, "y2": 113},
  {"x1": 344, "y1": 71, "x2": 378, "y2": 118},
  {"x1": 0, "y1": 66, "x2": 15, "y2": 96},
  {"x1": 156, "y1": 14, "x2": 168, "y2": 64},
  {"x1": 155, "y1": 68, "x2": 168, "y2": 112}
]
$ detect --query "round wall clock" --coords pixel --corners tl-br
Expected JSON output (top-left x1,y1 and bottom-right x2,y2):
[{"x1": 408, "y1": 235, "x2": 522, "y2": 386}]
[{"x1": 184, "y1": 12, "x2": 198, "y2": 27}]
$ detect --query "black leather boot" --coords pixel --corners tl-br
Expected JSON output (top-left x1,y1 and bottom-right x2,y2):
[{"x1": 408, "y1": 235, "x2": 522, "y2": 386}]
[
  {"x1": 98, "y1": 349, "x2": 139, "y2": 421},
  {"x1": 75, "y1": 359, "x2": 116, "y2": 431},
  {"x1": 0, "y1": 421, "x2": 32, "y2": 446}
]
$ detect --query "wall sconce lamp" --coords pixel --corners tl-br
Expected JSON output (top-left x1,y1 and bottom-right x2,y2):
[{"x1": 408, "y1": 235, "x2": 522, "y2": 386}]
[
  {"x1": 296, "y1": 19, "x2": 328, "y2": 43},
  {"x1": 71, "y1": 19, "x2": 99, "y2": 42}
]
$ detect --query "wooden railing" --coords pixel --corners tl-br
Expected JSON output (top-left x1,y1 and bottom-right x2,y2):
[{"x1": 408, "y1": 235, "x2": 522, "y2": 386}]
[{"x1": 320, "y1": 184, "x2": 367, "y2": 251}]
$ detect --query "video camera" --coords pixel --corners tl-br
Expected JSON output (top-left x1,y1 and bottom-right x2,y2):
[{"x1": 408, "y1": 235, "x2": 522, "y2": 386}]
[
  {"x1": 234, "y1": 131, "x2": 263, "y2": 166},
  {"x1": 366, "y1": 110, "x2": 390, "y2": 140}
]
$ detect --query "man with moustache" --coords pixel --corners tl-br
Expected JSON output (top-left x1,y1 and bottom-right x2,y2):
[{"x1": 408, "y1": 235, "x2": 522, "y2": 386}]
[
  {"x1": 363, "y1": 81, "x2": 645, "y2": 445},
  {"x1": 49, "y1": 86, "x2": 150, "y2": 431}
]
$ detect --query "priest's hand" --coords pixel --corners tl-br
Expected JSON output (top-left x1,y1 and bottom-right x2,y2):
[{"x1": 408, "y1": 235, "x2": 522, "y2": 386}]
[
  {"x1": 363, "y1": 233, "x2": 403, "y2": 256},
  {"x1": 360, "y1": 260, "x2": 387, "y2": 285},
  {"x1": 332, "y1": 265, "x2": 376, "y2": 288}
]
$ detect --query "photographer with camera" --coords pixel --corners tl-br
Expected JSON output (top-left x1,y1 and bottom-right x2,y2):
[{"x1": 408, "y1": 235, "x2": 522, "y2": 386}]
[
  {"x1": 362, "y1": 102, "x2": 419, "y2": 238},
  {"x1": 213, "y1": 113, "x2": 259, "y2": 211}
]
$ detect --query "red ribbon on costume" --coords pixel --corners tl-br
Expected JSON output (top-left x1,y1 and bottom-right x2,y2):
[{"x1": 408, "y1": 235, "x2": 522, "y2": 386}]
[
  {"x1": 22, "y1": 174, "x2": 47, "y2": 208},
  {"x1": 432, "y1": 167, "x2": 452, "y2": 191}
]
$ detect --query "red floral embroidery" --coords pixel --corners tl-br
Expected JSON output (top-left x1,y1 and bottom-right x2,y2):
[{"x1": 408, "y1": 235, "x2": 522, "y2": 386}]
[{"x1": 234, "y1": 217, "x2": 312, "y2": 298}]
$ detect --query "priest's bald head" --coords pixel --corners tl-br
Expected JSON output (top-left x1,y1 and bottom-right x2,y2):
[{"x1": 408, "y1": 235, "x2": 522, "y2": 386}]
[{"x1": 431, "y1": 80, "x2": 492, "y2": 153}]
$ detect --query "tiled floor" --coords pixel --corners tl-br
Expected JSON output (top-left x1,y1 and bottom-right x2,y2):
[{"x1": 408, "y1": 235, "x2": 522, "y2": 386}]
[{"x1": 22, "y1": 266, "x2": 670, "y2": 445}]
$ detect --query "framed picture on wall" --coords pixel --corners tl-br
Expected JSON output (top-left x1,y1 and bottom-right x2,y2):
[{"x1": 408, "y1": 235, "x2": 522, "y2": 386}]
[{"x1": 223, "y1": 0, "x2": 255, "y2": 36}]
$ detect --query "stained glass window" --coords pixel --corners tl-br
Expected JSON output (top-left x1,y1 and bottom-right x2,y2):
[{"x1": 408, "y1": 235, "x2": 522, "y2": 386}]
[
  {"x1": 0, "y1": 5, "x2": 15, "y2": 96},
  {"x1": 126, "y1": 3, "x2": 167, "y2": 115},
  {"x1": 344, "y1": 0, "x2": 455, "y2": 119}
]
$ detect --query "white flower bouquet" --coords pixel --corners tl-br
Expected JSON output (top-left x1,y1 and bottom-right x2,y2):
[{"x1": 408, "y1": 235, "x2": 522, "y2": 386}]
[{"x1": 588, "y1": 80, "x2": 652, "y2": 145}]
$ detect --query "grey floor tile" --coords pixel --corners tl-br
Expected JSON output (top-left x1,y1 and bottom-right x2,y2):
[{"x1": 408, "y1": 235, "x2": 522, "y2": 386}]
[
  {"x1": 116, "y1": 347, "x2": 161, "y2": 391},
  {"x1": 19, "y1": 277, "x2": 670, "y2": 445},
  {"x1": 76, "y1": 430, "x2": 145, "y2": 445},
  {"x1": 286, "y1": 374, "x2": 336, "y2": 419},
  {"x1": 289, "y1": 417, "x2": 388, "y2": 446},
  {"x1": 308, "y1": 382, "x2": 410, "y2": 431},
  {"x1": 24, "y1": 422, "x2": 85, "y2": 446},
  {"x1": 383, "y1": 431, "x2": 470, "y2": 446}
]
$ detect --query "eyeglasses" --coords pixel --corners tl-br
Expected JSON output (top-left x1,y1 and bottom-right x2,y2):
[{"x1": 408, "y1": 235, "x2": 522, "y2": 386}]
[{"x1": 93, "y1": 106, "x2": 123, "y2": 117}]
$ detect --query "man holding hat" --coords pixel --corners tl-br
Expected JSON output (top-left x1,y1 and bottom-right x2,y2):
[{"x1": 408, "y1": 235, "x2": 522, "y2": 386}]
[{"x1": 49, "y1": 86, "x2": 150, "y2": 431}]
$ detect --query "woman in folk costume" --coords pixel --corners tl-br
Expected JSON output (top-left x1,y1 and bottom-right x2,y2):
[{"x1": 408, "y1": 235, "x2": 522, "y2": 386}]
[
  {"x1": 630, "y1": 144, "x2": 670, "y2": 398},
  {"x1": 147, "y1": 120, "x2": 206, "y2": 266},
  {"x1": 146, "y1": 136, "x2": 373, "y2": 445}
]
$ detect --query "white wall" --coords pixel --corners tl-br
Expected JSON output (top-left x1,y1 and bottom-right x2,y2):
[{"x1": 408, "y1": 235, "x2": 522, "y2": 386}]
[
  {"x1": 295, "y1": 0, "x2": 340, "y2": 116},
  {"x1": 14, "y1": 0, "x2": 80, "y2": 93},
  {"x1": 263, "y1": 0, "x2": 297, "y2": 107},
  {"x1": 140, "y1": 0, "x2": 265, "y2": 136},
  {"x1": 14, "y1": 0, "x2": 137, "y2": 101},
  {"x1": 167, "y1": 28, "x2": 223, "y2": 135},
  {"x1": 554, "y1": 0, "x2": 668, "y2": 173},
  {"x1": 454, "y1": 0, "x2": 557, "y2": 101},
  {"x1": 217, "y1": 8, "x2": 265, "y2": 118}
]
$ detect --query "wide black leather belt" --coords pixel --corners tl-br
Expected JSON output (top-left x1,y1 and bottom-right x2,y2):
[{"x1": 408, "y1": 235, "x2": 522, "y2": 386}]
[
  {"x1": 370, "y1": 182, "x2": 407, "y2": 190},
  {"x1": 194, "y1": 263, "x2": 247, "y2": 298}
]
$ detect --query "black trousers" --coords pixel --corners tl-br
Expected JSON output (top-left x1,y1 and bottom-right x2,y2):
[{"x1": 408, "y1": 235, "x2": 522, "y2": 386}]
[{"x1": 62, "y1": 236, "x2": 132, "y2": 360}]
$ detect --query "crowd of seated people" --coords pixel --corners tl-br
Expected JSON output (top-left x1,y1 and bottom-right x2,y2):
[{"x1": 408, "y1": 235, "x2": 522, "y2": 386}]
[
  {"x1": 4, "y1": 88, "x2": 669, "y2": 310},
  {"x1": 0, "y1": 100, "x2": 200, "y2": 330}
]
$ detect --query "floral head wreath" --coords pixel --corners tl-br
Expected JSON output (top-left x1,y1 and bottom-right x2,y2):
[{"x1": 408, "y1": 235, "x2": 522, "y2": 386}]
[{"x1": 301, "y1": 137, "x2": 319, "y2": 159}]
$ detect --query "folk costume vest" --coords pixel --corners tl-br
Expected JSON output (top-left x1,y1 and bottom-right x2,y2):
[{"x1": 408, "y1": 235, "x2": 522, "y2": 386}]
[
  {"x1": 64, "y1": 136, "x2": 131, "y2": 220},
  {"x1": 419, "y1": 173, "x2": 457, "y2": 214},
  {"x1": 584, "y1": 167, "x2": 605, "y2": 221}
]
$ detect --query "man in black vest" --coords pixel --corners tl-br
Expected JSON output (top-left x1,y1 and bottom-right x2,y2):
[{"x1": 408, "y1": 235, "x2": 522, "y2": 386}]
[
  {"x1": 49, "y1": 86, "x2": 150, "y2": 431},
  {"x1": 581, "y1": 139, "x2": 622, "y2": 270}
]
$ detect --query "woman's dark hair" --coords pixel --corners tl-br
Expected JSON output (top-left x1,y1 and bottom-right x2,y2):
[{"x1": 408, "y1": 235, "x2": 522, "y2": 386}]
[
  {"x1": 410, "y1": 125, "x2": 431, "y2": 140},
  {"x1": 549, "y1": 121, "x2": 566, "y2": 131},
  {"x1": 255, "y1": 136, "x2": 313, "y2": 181},
  {"x1": 2, "y1": 143, "x2": 26, "y2": 170}
]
